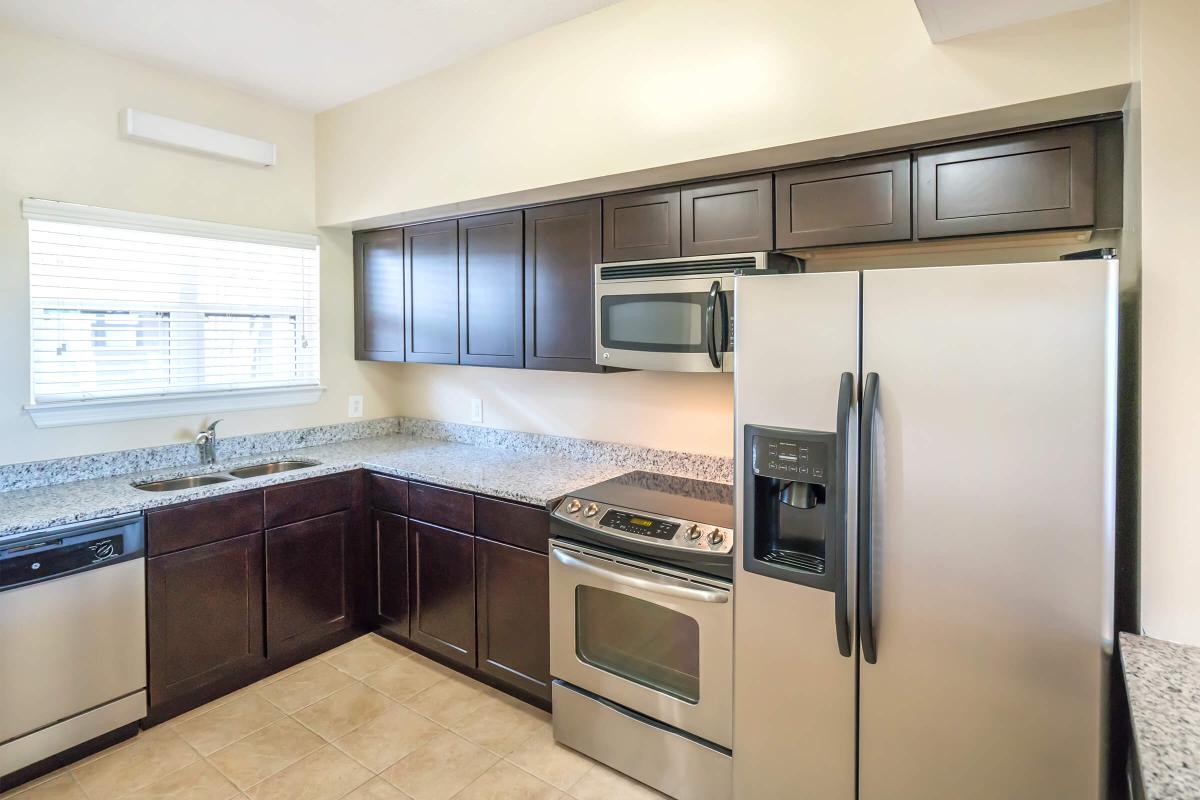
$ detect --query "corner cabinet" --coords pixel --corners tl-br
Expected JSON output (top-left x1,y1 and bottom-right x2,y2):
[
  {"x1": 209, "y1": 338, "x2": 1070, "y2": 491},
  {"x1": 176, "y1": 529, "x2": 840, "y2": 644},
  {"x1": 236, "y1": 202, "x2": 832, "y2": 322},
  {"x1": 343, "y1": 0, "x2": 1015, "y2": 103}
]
[
  {"x1": 354, "y1": 228, "x2": 405, "y2": 361},
  {"x1": 409, "y1": 520, "x2": 477, "y2": 667},
  {"x1": 524, "y1": 199, "x2": 604, "y2": 373},
  {"x1": 459, "y1": 211, "x2": 524, "y2": 368},
  {"x1": 405, "y1": 219, "x2": 460, "y2": 364},
  {"x1": 915, "y1": 124, "x2": 1096, "y2": 238}
]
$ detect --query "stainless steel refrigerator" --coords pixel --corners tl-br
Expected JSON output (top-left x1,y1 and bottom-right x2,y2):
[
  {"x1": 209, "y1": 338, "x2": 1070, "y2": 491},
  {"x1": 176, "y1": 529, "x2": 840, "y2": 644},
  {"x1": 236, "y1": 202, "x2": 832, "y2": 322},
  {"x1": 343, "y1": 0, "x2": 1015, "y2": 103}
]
[{"x1": 732, "y1": 260, "x2": 1117, "y2": 800}]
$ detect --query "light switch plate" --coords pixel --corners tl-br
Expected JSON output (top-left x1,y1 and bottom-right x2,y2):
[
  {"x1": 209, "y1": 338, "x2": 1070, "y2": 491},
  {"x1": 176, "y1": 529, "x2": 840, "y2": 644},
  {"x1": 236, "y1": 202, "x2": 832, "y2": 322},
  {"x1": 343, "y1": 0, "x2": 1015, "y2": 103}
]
[
  {"x1": 470, "y1": 398, "x2": 483, "y2": 423},
  {"x1": 348, "y1": 395, "x2": 363, "y2": 418}
]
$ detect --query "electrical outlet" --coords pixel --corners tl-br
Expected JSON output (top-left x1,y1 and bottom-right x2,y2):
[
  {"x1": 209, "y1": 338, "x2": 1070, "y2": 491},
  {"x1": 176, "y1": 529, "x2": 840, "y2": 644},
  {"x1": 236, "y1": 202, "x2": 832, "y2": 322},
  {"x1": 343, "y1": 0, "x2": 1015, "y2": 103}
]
[
  {"x1": 470, "y1": 398, "x2": 483, "y2": 423},
  {"x1": 348, "y1": 395, "x2": 364, "y2": 418}
]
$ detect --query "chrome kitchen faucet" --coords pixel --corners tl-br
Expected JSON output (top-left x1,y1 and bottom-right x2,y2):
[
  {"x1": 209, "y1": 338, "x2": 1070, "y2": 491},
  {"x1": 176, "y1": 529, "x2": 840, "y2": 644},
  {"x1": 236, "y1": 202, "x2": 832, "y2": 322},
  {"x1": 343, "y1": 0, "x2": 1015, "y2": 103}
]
[{"x1": 195, "y1": 419, "x2": 222, "y2": 466}]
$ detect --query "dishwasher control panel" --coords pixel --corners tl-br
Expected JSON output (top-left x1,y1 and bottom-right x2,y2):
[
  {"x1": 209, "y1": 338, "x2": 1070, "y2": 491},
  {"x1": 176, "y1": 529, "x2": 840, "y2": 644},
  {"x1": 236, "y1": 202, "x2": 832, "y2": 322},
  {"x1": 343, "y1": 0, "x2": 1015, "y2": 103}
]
[{"x1": 0, "y1": 515, "x2": 143, "y2": 590}]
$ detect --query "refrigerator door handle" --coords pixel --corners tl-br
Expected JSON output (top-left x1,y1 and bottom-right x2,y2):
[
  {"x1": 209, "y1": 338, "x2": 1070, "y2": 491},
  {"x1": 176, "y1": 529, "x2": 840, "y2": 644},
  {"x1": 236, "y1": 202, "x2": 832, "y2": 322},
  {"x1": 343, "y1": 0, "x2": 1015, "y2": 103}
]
[
  {"x1": 834, "y1": 371, "x2": 853, "y2": 658},
  {"x1": 858, "y1": 371, "x2": 879, "y2": 664},
  {"x1": 704, "y1": 280, "x2": 721, "y2": 369}
]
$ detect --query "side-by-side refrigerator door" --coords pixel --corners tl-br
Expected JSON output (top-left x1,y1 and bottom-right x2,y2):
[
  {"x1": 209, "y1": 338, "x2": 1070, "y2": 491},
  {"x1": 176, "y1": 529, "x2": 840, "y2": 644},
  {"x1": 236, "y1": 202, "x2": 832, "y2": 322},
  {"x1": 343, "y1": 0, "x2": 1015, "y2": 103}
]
[
  {"x1": 733, "y1": 271, "x2": 859, "y2": 800},
  {"x1": 857, "y1": 260, "x2": 1117, "y2": 800}
]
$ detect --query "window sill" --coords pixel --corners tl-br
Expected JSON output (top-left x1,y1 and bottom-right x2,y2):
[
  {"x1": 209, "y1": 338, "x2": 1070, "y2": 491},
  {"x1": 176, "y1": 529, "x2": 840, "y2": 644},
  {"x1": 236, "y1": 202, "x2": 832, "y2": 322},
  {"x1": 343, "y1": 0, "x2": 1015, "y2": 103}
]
[{"x1": 25, "y1": 385, "x2": 326, "y2": 428}]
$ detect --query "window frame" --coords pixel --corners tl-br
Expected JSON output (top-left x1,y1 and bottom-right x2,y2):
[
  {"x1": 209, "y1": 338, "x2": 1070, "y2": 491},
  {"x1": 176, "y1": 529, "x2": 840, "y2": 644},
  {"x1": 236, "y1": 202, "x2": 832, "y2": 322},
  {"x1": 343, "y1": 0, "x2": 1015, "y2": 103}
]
[{"x1": 22, "y1": 198, "x2": 325, "y2": 428}]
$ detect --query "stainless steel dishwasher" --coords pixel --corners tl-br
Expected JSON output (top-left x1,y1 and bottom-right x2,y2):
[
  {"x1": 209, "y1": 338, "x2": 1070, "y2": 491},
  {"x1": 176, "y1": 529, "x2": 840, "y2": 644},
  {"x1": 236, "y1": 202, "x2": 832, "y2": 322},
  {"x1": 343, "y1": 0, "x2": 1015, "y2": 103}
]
[{"x1": 0, "y1": 513, "x2": 146, "y2": 783}]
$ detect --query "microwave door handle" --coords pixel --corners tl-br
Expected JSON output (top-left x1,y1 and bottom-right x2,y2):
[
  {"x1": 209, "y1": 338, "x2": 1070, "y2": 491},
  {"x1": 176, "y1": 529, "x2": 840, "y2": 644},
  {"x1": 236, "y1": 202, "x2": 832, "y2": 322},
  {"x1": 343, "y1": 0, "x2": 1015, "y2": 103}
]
[
  {"x1": 705, "y1": 280, "x2": 721, "y2": 368},
  {"x1": 552, "y1": 547, "x2": 729, "y2": 604}
]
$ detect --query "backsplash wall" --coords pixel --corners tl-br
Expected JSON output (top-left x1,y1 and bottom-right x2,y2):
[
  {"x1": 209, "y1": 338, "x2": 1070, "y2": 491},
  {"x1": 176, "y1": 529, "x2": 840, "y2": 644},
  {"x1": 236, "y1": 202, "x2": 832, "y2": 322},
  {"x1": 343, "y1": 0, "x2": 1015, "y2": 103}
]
[{"x1": 388, "y1": 364, "x2": 735, "y2": 458}]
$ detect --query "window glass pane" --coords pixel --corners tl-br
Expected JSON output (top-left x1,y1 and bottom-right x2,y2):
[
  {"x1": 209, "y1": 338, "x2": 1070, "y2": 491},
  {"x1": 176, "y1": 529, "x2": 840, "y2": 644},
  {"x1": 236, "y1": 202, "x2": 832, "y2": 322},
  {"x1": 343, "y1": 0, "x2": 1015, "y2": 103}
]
[
  {"x1": 28, "y1": 214, "x2": 319, "y2": 403},
  {"x1": 575, "y1": 586, "x2": 700, "y2": 703}
]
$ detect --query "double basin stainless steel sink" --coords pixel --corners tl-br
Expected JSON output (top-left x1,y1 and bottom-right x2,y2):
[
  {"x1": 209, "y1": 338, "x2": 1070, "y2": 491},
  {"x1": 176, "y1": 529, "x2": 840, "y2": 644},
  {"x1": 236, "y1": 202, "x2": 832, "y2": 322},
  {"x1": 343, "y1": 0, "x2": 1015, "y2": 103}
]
[{"x1": 133, "y1": 459, "x2": 320, "y2": 492}]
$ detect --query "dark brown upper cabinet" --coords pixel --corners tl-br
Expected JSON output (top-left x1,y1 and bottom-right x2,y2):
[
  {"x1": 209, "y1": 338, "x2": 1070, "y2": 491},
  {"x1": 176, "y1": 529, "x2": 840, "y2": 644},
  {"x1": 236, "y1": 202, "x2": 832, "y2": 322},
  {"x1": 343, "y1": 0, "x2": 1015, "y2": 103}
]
[
  {"x1": 265, "y1": 511, "x2": 351, "y2": 657},
  {"x1": 602, "y1": 188, "x2": 681, "y2": 262},
  {"x1": 915, "y1": 125, "x2": 1096, "y2": 239},
  {"x1": 524, "y1": 199, "x2": 604, "y2": 373},
  {"x1": 409, "y1": 520, "x2": 477, "y2": 667},
  {"x1": 775, "y1": 155, "x2": 912, "y2": 249},
  {"x1": 459, "y1": 211, "x2": 524, "y2": 368},
  {"x1": 147, "y1": 532, "x2": 265, "y2": 711},
  {"x1": 475, "y1": 537, "x2": 550, "y2": 701},
  {"x1": 354, "y1": 229, "x2": 405, "y2": 362},
  {"x1": 682, "y1": 174, "x2": 774, "y2": 256},
  {"x1": 404, "y1": 219, "x2": 460, "y2": 364}
]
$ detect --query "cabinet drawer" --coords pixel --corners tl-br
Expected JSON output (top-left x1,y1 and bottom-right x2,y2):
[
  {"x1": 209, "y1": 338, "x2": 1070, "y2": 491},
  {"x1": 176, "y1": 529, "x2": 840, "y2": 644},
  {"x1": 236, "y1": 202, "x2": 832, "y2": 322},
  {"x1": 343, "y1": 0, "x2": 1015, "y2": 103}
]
[
  {"x1": 409, "y1": 482, "x2": 474, "y2": 532},
  {"x1": 775, "y1": 154, "x2": 912, "y2": 248},
  {"x1": 475, "y1": 496, "x2": 550, "y2": 554},
  {"x1": 147, "y1": 490, "x2": 263, "y2": 556},
  {"x1": 264, "y1": 472, "x2": 353, "y2": 528},
  {"x1": 369, "y1": 473, "x2": 410, "y2": 515},
  {"x1": 915, "y1": 124, "x2": 1096, "y2": 238}
]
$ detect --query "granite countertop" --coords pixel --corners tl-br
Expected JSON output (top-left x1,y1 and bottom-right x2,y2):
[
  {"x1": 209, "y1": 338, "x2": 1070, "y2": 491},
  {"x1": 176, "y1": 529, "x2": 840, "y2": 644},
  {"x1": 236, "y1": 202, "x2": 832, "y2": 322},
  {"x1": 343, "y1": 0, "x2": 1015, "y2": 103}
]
[
  {"x1": 0, "y1": 433, "x2": 635, "y2": 540},
  {"x1": 1121, "y1": 632, "x2": 1200, "y2": 799}
]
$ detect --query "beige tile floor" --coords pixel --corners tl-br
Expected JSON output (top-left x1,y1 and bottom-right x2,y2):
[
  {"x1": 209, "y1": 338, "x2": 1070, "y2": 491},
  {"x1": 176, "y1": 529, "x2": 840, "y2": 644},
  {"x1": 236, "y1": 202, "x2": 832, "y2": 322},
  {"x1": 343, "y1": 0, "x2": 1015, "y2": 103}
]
[{"x1": 2, "y1": 634, "x2": 668, "y2": 800}]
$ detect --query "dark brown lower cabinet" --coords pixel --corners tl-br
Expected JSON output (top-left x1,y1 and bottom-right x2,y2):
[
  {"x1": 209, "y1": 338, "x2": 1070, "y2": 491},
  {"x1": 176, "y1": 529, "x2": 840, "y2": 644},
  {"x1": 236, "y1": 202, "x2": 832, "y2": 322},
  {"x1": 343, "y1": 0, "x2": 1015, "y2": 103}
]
[
  {"x1": 375, "y1": 511, "x2": 410, "y2": 638},
  {"x1": 410, "y1": 520, "x2": 476, "y2": 667},
  {"x1": 147, "y1": 533, "x2": 265, "y2": 709},
  {"x1": 475, "y1": 538, "x2": 550, "y2": 700},
  {"x1": 266, "y1": 511, "x2": 351, "y2": 657}
]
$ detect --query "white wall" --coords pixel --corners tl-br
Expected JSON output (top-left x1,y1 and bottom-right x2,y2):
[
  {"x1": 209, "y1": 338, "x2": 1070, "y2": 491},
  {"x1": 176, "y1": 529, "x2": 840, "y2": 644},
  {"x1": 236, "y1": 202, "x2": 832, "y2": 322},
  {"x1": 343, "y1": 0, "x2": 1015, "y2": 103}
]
[
  {"x1": 316, "y1": 0, "x2": 1130, "y2": 226},
  {"x1": 1136, "y1": 0, "x2": 1200, "y2": 645},
  {"x1": 0, "y1": 24, "x2": 400, "y2": 465}
]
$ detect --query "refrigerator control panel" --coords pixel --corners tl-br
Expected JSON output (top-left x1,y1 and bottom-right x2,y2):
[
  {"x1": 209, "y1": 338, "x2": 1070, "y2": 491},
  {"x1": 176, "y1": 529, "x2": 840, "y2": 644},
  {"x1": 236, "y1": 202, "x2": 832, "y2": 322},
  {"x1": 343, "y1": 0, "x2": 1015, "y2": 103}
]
[{"x1": 752, "y1": 435, "x2": 830, "y2": 484}]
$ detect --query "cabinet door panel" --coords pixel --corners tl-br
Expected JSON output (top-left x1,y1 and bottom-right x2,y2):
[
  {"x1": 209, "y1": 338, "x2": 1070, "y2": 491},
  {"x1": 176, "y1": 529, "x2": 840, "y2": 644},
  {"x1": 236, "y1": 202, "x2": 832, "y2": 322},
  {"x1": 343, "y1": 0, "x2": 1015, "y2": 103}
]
[
  {"x1": 354, "y1": 229, "x2": 405, "y2": 361},
  {"x1": 460, "y1": 211, "x2": 524, "y2": 368},
  {"x1": 476, "y1": 538, "x2": 550, "y2": 700},
  {"x1": 405, "y1": 219, "x2": 460, "y2": 364},
  {"x1": 916, "y1": 125, "x2": 1095, "y2": 238},
  {"x1": 266, "y1": 512, "x2": 350, "y2": 656},
  {"x1": 775, "y1": 154, "x2": 912, "y2": 248},
  {"x1": 410, "y1": 520, "x2": 476, "y2": 666},
  {"x1": 602, "y1": 188, "x2": 681, "y2": 262},
  {"x1": 409, "y1": 482, "x2": 474, "y2": 532},
  {"x1": 682, "y1": 174, "x2": 773, "y2": 255},
  {"x1": 375, "y1": 511, "x2": 410, "y2": 638},
  {"x1": 524, "y1": 199, "x2": 603, "y2": 372},
  {"x1": 148, "y1": 533, "x2": 265, "y2": 709}
]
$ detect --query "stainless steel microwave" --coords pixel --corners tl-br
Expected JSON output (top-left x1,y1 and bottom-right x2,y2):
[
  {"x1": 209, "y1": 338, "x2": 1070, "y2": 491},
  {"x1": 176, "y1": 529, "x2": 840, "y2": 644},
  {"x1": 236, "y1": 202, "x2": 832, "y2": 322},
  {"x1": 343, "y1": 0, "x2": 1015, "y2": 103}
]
[{"x1": 594, "y1": 252, "x2": 800, "y2": 372}]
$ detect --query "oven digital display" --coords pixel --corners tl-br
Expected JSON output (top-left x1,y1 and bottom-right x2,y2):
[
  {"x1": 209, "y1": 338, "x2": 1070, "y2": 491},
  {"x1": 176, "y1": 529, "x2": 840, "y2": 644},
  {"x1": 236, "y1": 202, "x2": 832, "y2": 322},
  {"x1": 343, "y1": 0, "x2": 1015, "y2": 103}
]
[{"x1": 598, "y1": 510, "x2": 679, "y2": 540}]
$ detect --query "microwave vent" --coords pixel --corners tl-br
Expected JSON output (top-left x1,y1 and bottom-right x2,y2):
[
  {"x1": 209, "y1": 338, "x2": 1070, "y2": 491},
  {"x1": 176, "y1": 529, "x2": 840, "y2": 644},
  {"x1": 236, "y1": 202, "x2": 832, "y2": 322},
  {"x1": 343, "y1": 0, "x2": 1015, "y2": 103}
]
[{"x1": 599, "y1": 256, "x2": 759, "y2": 281}]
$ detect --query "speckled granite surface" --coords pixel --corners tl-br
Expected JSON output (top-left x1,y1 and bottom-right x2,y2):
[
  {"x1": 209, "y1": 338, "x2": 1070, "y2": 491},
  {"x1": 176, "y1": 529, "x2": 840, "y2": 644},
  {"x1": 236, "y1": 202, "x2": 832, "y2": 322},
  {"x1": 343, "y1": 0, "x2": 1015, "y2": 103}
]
[
  {"x1": 1121, "y1": 632, "x2": 1200, "y2": 799},
  {"x1": 0, "y1": 421, "x2": 733, "y2": 540},
  {"x1": 0, "y1": 418, "x2": 402, "y2": 492}
]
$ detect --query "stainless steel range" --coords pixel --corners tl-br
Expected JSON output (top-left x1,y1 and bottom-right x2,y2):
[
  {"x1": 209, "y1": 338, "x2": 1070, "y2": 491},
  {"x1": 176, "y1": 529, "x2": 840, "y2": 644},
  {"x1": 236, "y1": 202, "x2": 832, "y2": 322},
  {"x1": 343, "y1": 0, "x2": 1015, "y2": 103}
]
[{"x1": 549, "y1": 471, "x2": 733, "y2": 800}]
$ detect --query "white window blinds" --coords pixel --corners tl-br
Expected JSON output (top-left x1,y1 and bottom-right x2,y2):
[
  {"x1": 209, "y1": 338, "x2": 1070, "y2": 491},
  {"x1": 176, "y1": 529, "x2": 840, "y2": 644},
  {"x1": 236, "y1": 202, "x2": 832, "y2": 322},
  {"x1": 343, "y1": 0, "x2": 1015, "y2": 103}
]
[{"x1": 26, "y1": 200, "x2": 320, "y2": 410}]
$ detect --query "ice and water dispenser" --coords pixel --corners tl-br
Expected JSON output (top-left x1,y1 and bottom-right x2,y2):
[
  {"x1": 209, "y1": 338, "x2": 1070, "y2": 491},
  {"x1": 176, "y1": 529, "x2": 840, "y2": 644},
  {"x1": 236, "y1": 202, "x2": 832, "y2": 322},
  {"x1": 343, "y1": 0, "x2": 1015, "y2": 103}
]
[
  {"x1": 744, "y1": 426, "x2": 839, "y2": 587},
  {"x1": 743, "y1": 373, "x2": 852, "y2": 656}
]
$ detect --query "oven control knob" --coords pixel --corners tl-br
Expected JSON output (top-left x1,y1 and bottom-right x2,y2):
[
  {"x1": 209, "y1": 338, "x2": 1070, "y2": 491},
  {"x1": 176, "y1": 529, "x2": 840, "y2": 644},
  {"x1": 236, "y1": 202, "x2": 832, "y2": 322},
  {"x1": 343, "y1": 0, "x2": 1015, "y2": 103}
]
[
  {"x1": 584, "y1": 503, "x2": 599, "y2": 518},
  {"x1": 565, "y1": 498, "x2": 581, "y2": 514},
  {"x1": 708, "y1": 529, "x2": 725, "y2": 546},
  {"x1": 687, "y1": 525, "x2": 703, "y2": 541}
]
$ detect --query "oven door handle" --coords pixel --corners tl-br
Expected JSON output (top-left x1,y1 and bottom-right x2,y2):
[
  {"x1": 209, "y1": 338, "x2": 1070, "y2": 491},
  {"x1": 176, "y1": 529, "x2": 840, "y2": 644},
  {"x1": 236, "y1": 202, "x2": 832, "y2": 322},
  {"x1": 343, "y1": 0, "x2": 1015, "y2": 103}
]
[{"x1": 552, "y1": 547, "x2": 729, "y2": 604}]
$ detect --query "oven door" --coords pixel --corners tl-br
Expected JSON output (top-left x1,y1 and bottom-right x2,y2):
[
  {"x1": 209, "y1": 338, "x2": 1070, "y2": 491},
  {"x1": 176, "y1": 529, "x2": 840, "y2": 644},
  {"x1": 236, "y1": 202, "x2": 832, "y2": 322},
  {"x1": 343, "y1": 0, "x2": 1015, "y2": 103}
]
[
  {"x1": 595, "y1": 275, "x2": 733, "y2": 372},
  {"x1": 549, "y1": 540, "x2": 733, "y2": 747}
]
